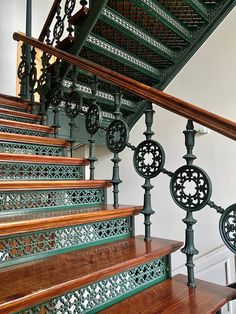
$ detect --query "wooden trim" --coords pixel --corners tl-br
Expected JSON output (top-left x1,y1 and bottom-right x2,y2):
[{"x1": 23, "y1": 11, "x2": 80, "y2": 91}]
[
  {"x1": 0, "y1": 153, "x2": 89, "y2": 165},
  {"x1": 13, "y1": 33, "x2": 236, "y2": 141},
  {"x1": 0, "y1": 205, "x2": 142, "y2": 236},
  {"x1": 0, "y1": 108, "x2": 40, "y2": 120},
  {"x1": 0, "y1": 179, "x2": 112, "y2": 191},
  {"x1": 0, "y1": 119, "x2": 53, "y2": 133},
  {"x1": 0, "y1": 237, "x2": 182, "y2": 313},
  {"x1": 38, "y1": 0, "x2": 62, "y2": 42},
  {"x1": 69, "y1": 7, "x2": 89, "y2": 25},
  {"x1": 0, "y1": 132, "x2": 69, "y2": 147},
  {"x1": 0, "y1": 93, "x2": 29, "y2": 110}
]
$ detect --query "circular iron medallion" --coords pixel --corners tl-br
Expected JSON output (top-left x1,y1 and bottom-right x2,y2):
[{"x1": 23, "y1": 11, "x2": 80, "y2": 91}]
[
  {"x1": 106, "y1": 119, "x2": 129, "y2": 153},
  {"x1": 65, "y1": 91, "x2": 81, "y2": 119},
  {"x1": 85, "y1": 104, "x2": 102, "y2": 135},
  {"x1": 219, "y1": 203, "x2": 236, "y2": 254}
]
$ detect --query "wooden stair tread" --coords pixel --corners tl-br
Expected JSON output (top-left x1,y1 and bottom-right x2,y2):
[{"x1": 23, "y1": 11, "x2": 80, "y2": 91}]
[
  {"x1": 0, "y1": 108, "x2": 40, "y2": 120},
  {"x1": 0, "y1": 204, "x2": 142, "y2": 236},
  {"x1": 0, "y1": 153, "x2": 89, "y2": 165},
  {"x1": 0, "y1": 93, "x2": 30, "y2": 110},
  {"x1": 0, "y1": 132, "x2": 69, "y2": 146},
  {"x1": 0, "y1": 118, "x2": 53, "y2": 132},
  {"x1": 101, "y1": 274, "x2": 236, "y2": 314},
  {"x1": 0, "y1": 179, "x2": 112, "y2": 190},
  {"x1": 0, "y1": 236, "x2": 182, "y2": 313}
]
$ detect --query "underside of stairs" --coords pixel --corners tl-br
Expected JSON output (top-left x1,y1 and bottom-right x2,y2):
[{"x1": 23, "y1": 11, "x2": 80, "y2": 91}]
[{"x1": 1, "y1": 0, "x2": 236, "y2": 313}]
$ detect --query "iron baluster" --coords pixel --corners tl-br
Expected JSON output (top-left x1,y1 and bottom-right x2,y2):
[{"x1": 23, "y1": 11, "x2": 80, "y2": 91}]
[
  {"x1": 29, "y1": 47, "x2": 38, "y2": 115},
  {"x1": 17, "y1": 43, "x2": 28, "y2": 100}
]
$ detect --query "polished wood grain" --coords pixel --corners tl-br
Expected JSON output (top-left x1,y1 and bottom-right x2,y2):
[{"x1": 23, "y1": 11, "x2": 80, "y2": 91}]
[
  {"x1": 12, "y1": 33, "x2": 236, "y2": 141},
  {"x1": 0, "y1": 236, "x2": 183, "y2": 313},
  {"x1": 0, "y1": 119, "x2": 53, "y2": 133},
  {"x1": 0, "y1": 132, "x2": 70, "y2": 147},
  {"x1": 0, "y1": 179, "x2": 112, "y2": 191},
  {"x1": 101, "y1": 274, "x2": 236, "y2": 314},
  {"x1": 0, "y1": 153, "x2": 89, "y2": 165},
  {"x1": 0, "y1": 93, "x2": 30, "y2": 110},
  {"x1": 38, "y1": 0, "x2": 62, "y2": 42},
  {"x1": 0, "y1": 108, "x2": 40, "y2": 120},
  {"x1": 0, "y1": 204, "x2": 142, "y2": 236},
  {"x1": 69, "y1": 7, "x2": 89, "y2": 25}
]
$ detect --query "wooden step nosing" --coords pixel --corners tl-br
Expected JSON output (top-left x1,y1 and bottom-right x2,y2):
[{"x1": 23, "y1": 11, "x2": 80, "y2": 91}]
[
  {"x1": 0, "y1": 237, "x2": 182, "y2": 314},
  {"x1": 0, "y1": 206, "x2": 142, "y2": 237},
  {"x1": 0, "y1": 119, "x2": 53, "y2": 133},
  {"x1": 0, "y1": 108, "x2": 40, "y2": 120}
]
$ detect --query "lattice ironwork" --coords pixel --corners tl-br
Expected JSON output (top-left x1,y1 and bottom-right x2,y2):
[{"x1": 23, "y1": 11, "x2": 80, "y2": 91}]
[
  {"x1": 0, "y1": 142, "x2": 64, "y2": 156},
  {"x1": 0, "y1": 188, "x2": 106, "y2": 213},
  {"x1": 0, "y1": 218, "x2": 132, "y2": 267},
  {"x1": 0, "y1": 114, "x2": 37, "y2": 124},
  {"x1": 0, "y1": 104, "x2": 27, "y2": 112},
  {"x1": 106, "y1": 119, "x2": 129, "y2": 153},
  {"x1": 170, "y1": 165, "x2": 212, "y2": 211},
  {"x1": 19, "y1": 257, "x2": 169, "y2": 313},
  {"x1": 0, "y1": 163, "x2": 84, "y2": 180},
  {"x1": 134, "y1": 139, "x2": 165, "y2": 178},
  {"x1": 0, "y1": 126, "x2": 48, "y2": 137},
  {"x1": 219, "y1": 203, "x2": 236, "y2": 254}
]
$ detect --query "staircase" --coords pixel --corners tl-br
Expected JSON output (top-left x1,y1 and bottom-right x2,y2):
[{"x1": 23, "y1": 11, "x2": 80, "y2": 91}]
[{"x1": 1, "y1": 0, "x2": 236, "y2": 313}]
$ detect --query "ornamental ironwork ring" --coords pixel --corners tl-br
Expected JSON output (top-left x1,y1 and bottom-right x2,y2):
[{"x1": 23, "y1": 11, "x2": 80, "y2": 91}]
[
  {"x1": 219, "y1": 203, "x2": 236, "y2": 254},
  {"x1": 65, "y1": 0, "x2": 76, "y2": 15},
  {"x1": 133, "y1": 140, "x2": 165, "y2": 178},
  {"x1": 53, "y1": 19, "x2": 64, "y2": 41},
  {"x1": 29, "y1": 67, "x2": 37, "y2": 88},
  {"x1": 106, "y1": 119, "x2": 129, "y2": 153},
  {"x1": 170, "y1": 165, "x2": 212, "y2": 211},
  {"x1": 65, "y1": 91, "x2": 81, "y2": 119},
  {"x1": 85, "y1": 104, "x2": 102, "y2": 135},
  {"x1": 17, "y1": 61, "x2": 27, "y2": 80}
]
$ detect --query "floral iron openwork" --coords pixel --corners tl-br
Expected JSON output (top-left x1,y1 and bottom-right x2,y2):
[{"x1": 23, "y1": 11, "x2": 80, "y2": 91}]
[
  {"x1": 65, "y1": 0, "x2": 76, "y2": 15},
  {"x1": 65, "y1": 91, "x2": 81, "y2": 119},
  {"x1": 85, "y1": 104, "x2": 102, "y2": 135},
  {"x1": 106, "y1": 119, "x2": 129, "y2": 153},
  {"x1": 219, "y1": 203, "x2": 236, "y2": 254},
  {"x1": 170, "y1": 165, "x2": 212, "y2": 211},
  {"x1": 133, "y1": 140, "x2": 165, "y2": 178}
]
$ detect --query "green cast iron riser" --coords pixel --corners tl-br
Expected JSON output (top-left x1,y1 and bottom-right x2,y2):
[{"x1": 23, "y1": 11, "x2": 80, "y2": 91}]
[
  {"x1": 0, "y1": 162, "x2": 85, "y2": 181},
  {"x1": 0, "y1": 114, "x2": 37, "y2": 124},
  {"x1": 18, "y1": 256, "x2": 169, "y2": 314},
  {"x1": 0, "y1": 104, "x2": 27, "y2": 113},
  {"x1": 0, "y1": 126, "x2": 48, "y2": 137},
  {"x1": 0, "y1": 142, "x2": 64, "y2": 156},
  {"x1": 0, "y1": 188, "x2": 106, "y2": 214},
  {"x1": 0, "y1": 217, "x2": 133, "y2": 268}
]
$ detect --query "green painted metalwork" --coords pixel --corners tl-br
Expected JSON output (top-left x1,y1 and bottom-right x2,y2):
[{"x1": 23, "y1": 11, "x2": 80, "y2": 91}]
[
  {"x1": 17, "y1": 42, "x2": 28, "y2": 100},
  {"x1": 0, "y1": 162, "x2": 84, "y2": 180},
  {"x1": 18, "y1": 256, "x2": 169, "y2": 313},
  {"x1": 131, "y1": 0, "x2": 191, "y2": 42},
  {"x1": 0, "y1": 217, "x2": 132, "y2": 268},
  {"x1": 29, "y1": 47, "x2": 38, "y2": 114},
  {"x1": 0, "y1": 126, "x2": 48, "y2": 137},
  {"x1": 219, "y1": 203, "x2": 236, "y2": 254},
  {"x1": 0, "y1": 142, "x2": 64, "y2": 156},
  {"x1": 85, "y1": 33, "x2": 161, "y2": 80},
  {"x1": 185, "y1": 0, "x2": 209, "y2": 21},
  {"x1": 100, "y1": 6, "x2": 176, "y2": 62},
  {"x1": 0, "y1": 188, "x2": 106, "y2": 214},
  {"x1": 0, "y1": 114, "x2": 37, "y2": 124},
  {"x1": 0, "y1": 104, "x2": 26, "y2": 113}
]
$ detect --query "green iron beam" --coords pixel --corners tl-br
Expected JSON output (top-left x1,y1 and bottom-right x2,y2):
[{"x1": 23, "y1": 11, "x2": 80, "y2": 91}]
[
  {"x1": 184, "y1": 0, "x2": 209, "y2": 21},
  {"x1": 100, "y1": 7, "x2": 176, "y2": 62},
  {"x1": 131, "y1": 0, "x2": 192, "y2": 42},
  {"x1": 85, "y1": 33, "x2": 161, "y2": 80}
]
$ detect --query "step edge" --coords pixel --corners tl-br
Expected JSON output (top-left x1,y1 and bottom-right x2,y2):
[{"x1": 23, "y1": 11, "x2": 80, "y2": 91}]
[
  {"x1": 0, "y1": 119, "x2": 53, "y2": 132},
  {"x1": 0, "y1": 108, "x2": 40, "y2": 120}
]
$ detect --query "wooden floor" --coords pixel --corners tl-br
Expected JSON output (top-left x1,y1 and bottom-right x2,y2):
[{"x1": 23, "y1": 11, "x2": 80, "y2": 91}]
[{"x1": 101, "y1": 274, "x2": 236, "y2": 314}]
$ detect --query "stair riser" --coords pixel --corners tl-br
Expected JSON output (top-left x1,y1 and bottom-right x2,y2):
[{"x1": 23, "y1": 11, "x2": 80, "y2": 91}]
[
  {"x1": 0, "y1": 217, "x2": 133, "y2": 268},
  {"x1": 0, "y1": 104, "x2": 27, "y2": 112},
  {"x1": 0, "y1": 188, "x2": 106, "y2": 214},
  {"x1": 0, "y1": 114, "x2": 38, "y2": 124},
  {"x1": 17, "y1": 256, "x2": 170, "y2": 314},
  {"x1": 0, "y1": 162, "x2": 85, "y2": 180},
  {"x1": 0, "y1": 142, "x2": 65, "y2": 156},
  {"x1": 0, "y1": 126, "x2": 48, "y2": 137}
]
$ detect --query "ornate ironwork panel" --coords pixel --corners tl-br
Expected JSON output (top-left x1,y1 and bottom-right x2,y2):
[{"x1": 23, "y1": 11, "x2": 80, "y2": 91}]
[
  {"x1": 0, "y1": 188, "x2": 106, "y2": 213},
  {"x1": 106, "y1": 119, "x2": 129, "y2": 153},
  {"x1": 19, "y1": 256, "x2": 169, "y2": 313},
  {"x1": 0, "y1": 142, "x2": 64, "y2": 156},
  {"x1": 0, "y1": 218, "x2": 132, "y2": 268},
  {"x1": 170, "y1": 165, "x2": 212, "y2": 211},
  {"x1": 0, "y1": 126, "x2": 48, "y2": 137},
  {"x1": 0, "y1": 114, "x2": 37, "y2": 124},
  {"x1": 219, "y1": 203, "x2": 236, "y2": 254},
  {"x1": 85, "y1": 104, "x2": 102, "y2": 135},
  {"x1": 0, "y1": 163, "x2": 84, "y2": 180},
  {"x1": 0, "y1": 104, "x2": 26, "y2": 112},
  {"x1": 65, "y1": 91, "x2": 82, "y2": 119}
]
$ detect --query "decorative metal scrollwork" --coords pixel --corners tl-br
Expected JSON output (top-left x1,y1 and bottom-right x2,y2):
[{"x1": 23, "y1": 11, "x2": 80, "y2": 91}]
[
  {"x1": 133, "y1": 140, "x2": 165, "y2": 178},
  {"x1": 170, "y1": 165, "x2": 212, "y2": 211},
  {"x1": 29, "y1": 67, "x2": 37, "y2": 88},
  {"x1": 219, "y1": 204, "x2": 236, "y2": 254},
  {"x1": 106, "y1": 119, "x2": 129, "y2": 153},
  {"x1": 85, "y1": 104, "x2": 102, "y2": 135},
  {"x1": 53, "y1": 19, "x2": 64, "y2": 41},
  {"x1": 17, "y1": 61, "x2": 27, "y2": 80},
  {"x1": 65, "y1": 91, "x2": 81, "y2": 119},
  {"x1": 65, "y1": 0, "x2": 76, "y2": 15},
  {"x1": 37, "y1": 72, "x2": 51, "y2": 95}
]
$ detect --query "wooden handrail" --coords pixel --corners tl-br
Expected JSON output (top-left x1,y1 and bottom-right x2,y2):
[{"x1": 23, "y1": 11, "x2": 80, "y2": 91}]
[
  {"x1": 38, "y1": 0, "x2": 62, "y2": 42},
  {"x1": 13, "y1": 32, "x2": 236, "y2": 141}
]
